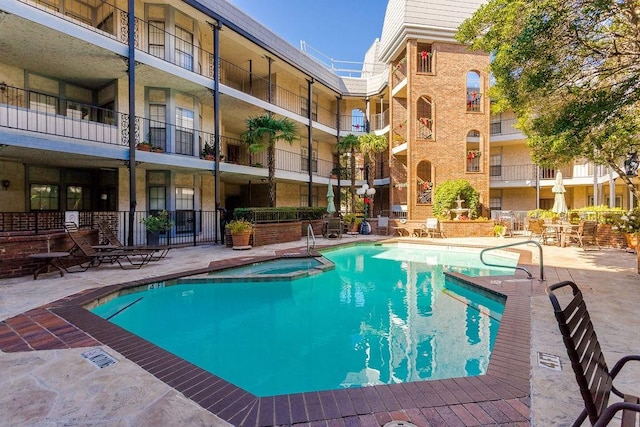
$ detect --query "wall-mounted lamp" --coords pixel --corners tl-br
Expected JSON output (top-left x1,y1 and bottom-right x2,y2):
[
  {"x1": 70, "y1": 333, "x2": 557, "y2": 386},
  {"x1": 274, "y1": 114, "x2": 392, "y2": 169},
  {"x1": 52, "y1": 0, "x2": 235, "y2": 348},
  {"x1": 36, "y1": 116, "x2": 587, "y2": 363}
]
[
  {"x1": 100, "y1": 193, "x2": 108, "y2": 200},
  {"x1": 0, "y1": 82, "x2": 6, "y2": 92},
  {"x1": 1, "y1": 180, "x2": 9, "y2": 190}
]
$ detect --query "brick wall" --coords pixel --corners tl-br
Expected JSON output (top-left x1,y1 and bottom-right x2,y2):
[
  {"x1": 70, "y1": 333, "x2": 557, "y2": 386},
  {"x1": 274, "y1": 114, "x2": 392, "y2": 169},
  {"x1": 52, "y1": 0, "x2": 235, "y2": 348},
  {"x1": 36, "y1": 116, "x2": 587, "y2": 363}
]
[
  {"x1": 225, "y1": 222, "x2": 303, "y2": 248},
  {"x1": 0, "y1": 229, "x2": 97, "y2": 279}
]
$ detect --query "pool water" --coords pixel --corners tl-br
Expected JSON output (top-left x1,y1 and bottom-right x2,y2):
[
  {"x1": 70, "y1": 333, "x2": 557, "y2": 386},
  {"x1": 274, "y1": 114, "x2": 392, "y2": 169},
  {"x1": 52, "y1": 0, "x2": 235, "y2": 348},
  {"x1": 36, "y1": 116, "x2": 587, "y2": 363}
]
[{"x1": 92, "y1": 244, "x2": 510, "y2": 397}]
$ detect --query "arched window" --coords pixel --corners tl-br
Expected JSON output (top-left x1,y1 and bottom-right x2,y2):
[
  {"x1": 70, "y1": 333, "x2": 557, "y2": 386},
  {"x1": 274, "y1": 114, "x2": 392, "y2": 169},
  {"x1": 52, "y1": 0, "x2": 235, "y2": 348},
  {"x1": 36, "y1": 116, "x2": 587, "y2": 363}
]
[
  {"x1": 466, "y1": 130, "x2": 481, "y2": 172},
  {"x1": 466, "y1": 71, "x2": 482, "y2": 112},
  {"x1": 416, "y1": 160, "x2": 433, "y2": 204},
  {"x1": 416, "y1": 96, "x2": 433, "y2": 139}
]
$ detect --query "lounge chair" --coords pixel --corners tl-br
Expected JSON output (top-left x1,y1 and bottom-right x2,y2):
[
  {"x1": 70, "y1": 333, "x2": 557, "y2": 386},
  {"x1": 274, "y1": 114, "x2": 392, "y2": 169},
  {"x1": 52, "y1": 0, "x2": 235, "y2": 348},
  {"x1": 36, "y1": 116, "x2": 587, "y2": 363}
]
[
  {"x1": 65, "y1": 225, "x2": 155, "y2": 270},
  {"x1": 419, "y1": 218, "x2": 445, "y2": 238},
  {"x1": 546, "y1": 281, "x2": 640, "y2": 426},
  {"x1": 325, "y1": 218, "x2": 342, "y2": 239},
  {"x1": 97, "y1": 220, "x2": 171, "y2": 260}
]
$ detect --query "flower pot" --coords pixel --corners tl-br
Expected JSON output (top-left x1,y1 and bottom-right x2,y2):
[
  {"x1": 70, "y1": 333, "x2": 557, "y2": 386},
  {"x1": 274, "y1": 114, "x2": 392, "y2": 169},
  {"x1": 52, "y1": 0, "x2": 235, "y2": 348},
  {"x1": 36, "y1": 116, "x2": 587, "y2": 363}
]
[
  {"x1": 147, "y1": 231, "x2": 160, "y2": 246},
  {"x1": 624, "y1": 232, "x2": 638, "y2": 251},
  {"x1": 137, "y1": 144, "x2": 151, "y2": 151},
  {"x1": 231, "y1": 231, "x2": 251, "y2": 249}
]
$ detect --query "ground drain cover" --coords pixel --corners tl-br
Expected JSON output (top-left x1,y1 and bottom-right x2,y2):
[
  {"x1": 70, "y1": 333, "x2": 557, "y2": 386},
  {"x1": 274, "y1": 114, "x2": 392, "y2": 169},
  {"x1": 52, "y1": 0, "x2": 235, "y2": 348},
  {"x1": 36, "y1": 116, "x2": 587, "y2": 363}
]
[
  {"x1": 537, "y1": 351, "x2": 561, "y2": 371},
  {"x1": 383, "y1": 422, "x2": 417, "y2": 427},
  {"x1": 82, "y1": 348, "x2": 118, "y2": 369}
]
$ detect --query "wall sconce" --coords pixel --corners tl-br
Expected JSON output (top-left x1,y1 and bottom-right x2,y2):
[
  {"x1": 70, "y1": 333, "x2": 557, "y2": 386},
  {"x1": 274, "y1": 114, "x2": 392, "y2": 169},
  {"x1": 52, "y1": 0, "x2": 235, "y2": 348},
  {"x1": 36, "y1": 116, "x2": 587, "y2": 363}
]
[
  {"x1": 0, "y1": 82, "x2": 6, "y2": 92},
  {"x1": 1, "y1": 180, "x2": 9, "y2": 190},
  {"x1": 100, "y1": 193, "x2": 108, "y2": 200}
]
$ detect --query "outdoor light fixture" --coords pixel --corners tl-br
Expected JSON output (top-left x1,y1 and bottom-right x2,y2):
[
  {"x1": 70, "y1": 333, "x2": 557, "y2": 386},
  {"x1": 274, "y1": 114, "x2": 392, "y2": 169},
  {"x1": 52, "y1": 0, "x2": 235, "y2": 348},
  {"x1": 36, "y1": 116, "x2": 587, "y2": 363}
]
[
  {"x1": 356, "y1": 183, "x2": 376, "y2": 234},
  {"x1": 1, "y1": 179, "x2": 9, "y2": 190},
  {"x1": 624, "y1": 151, "x2": 638, "y2": 176}
]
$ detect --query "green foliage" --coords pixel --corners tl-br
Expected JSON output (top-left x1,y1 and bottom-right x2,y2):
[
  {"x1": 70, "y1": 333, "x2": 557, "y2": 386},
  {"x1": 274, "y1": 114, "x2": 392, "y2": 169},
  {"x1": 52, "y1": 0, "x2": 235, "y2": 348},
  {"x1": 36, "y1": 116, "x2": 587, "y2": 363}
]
[
  {"x1": 493, "y1": 224, "x2": 505, "y2": 237},
  {"x1": 612, "y1": 208, "x2": 640, "y2": 234},
  {"x1": 342, "y1": 213, "x2": 362, "y2": 228},
  {"x1": 140, "y1": 210, "x2": 174, "y2": 233},
  {"x1": 432, "y1": 180, "x2": 480, "y2": 219},
  {"x1": 241, "y1": 114, "x2": 297, "y2": 207},
  {"x1": 225, "y1": 218, "x2": 253, "y2": 234},
  {"x1": 457, "y1": 0, "x2": 640, "y2": 199},
  {"x1": 201, "y1": 142, "x2": 214, "y2": 157},
  {"x1": 232, "y1": 207, "x2": 326, "y2": 223}
]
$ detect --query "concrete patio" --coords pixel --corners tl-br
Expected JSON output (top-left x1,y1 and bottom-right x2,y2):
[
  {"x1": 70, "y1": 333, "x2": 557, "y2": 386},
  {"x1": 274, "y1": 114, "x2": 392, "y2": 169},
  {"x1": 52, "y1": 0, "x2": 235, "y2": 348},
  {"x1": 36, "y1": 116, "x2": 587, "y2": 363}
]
[{"x1": 1, "y1": 235, "x2": 639, "y2": 426}]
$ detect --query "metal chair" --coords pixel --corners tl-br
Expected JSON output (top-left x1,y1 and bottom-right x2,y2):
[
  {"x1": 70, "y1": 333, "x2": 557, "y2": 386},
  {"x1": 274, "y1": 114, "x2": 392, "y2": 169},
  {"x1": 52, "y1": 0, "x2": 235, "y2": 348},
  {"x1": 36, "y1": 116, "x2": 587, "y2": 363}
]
[
  {"x1": 325, "y1": 218, "x2": 342, "y2": 239},
  {"x1": 547, "y1": 281, "x2": 640, "y2": 426},
  {"x1": 420, "y1": 218, "x2": 444, "y2": 238},
  {"x1": 377, "y1": 216, "x2": 389, "y2": 235}
]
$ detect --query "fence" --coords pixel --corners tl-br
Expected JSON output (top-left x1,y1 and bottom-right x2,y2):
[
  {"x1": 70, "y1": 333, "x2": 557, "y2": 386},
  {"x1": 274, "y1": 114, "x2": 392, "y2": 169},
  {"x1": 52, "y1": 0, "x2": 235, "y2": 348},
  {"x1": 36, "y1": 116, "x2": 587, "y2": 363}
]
[{"x1": 0, "y1": 210, "x2": 224, "y2": 245}]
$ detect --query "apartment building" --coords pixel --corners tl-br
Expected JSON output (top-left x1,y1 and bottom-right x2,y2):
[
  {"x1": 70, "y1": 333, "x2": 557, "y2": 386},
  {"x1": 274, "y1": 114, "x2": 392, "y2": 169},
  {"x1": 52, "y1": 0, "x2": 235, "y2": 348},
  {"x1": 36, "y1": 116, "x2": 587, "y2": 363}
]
[{"x1": 4, "y1": 0, "x2": 618, "y2": 242}]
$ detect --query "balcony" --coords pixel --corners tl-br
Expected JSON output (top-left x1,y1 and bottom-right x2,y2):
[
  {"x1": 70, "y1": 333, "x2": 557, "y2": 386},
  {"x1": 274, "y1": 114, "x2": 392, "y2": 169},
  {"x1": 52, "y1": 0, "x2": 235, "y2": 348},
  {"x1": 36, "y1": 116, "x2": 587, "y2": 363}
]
[
  {"x1": 490, "y1": 118, "x2": 522, "y2": 137},
  {"x1": 15, "y1": 0, "x2": 341, "y2": 132}
]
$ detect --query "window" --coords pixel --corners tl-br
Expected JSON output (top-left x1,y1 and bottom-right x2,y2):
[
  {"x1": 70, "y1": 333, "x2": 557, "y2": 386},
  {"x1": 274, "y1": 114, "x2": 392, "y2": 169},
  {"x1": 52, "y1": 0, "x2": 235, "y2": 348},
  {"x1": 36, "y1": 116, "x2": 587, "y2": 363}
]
[
  {"x1": 300, "y1": 185, "x2": 318, "y2": 206},
  {"x1": 29, "y1": 91, "x2": 57, "y2": 114},
  {"x1": 466, "y1": 130, "x2": 481, "y2": 172},
  {"x1": 416, "y1": 43, "x2": 433, "y2": 73},
  {"x1": 175, "y1": 26, "x2": 194, "y2": 71},
  {"x1": 490, "y1": 114, "x2": 502, "y2": 135},
  {"x1": 227, "y1": 144, "x2": 241, "y2": 164},
  {"x1": 175, "y1": 187, "x2": 195, "y2": 233},
  {"x1": 416, "y1": 96, "x2": 433, "y2": 139},
  {"x1": 30, "y1": 184, "x2": 59, "y2": 211},
  {"x1": 490, "y1": 197, "x2": 502, "y2": 211},
  {"x1": 588, "y1": 195, "x2": 622, "y2": 208},
  {"x1": 149, "y1": 186, "x2": 166, "y2": 211},
  {"x1": 490, "y1": 155, "x2": 502, "y2": 177},
  {"x1": 416, "y1": 160, "x2": 432, "y2": 204},
  {"x1": 301, "y1": 147, "x2": 318, "y2": 172},
  {"x1": 149, "y1": 104, "x2": 167, "y2": 150},
  {"x1": 175, "y1": 107, "x2": 194, "y2": 155},
  {"x1": 148, "y1": 21, "x2": 165, "y2": 59},
  {"x1": 66, "y1": 186, "x2": 91, "y2": 211},
  {"x1": 466, "y1": 71, "x2": 482, "y2": 112}
]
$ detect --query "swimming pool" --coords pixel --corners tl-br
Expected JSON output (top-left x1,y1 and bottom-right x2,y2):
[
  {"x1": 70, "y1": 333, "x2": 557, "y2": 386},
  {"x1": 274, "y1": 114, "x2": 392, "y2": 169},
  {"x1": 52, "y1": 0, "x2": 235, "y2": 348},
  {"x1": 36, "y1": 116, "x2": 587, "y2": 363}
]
[{"x1": 92, "y1": 243, "x2": 512, "y2": 397}]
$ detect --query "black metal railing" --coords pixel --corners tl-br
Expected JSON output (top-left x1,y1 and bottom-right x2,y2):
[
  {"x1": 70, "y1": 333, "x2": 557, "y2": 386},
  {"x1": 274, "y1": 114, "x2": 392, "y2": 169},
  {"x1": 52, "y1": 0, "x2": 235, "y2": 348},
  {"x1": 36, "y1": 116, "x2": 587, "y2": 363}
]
[
  {"x1": 0, "y1": 84, "x2": 122, "y2": 145},
  {"x1": 0, "y1": 210, "x2": 223, "y2": 244}
]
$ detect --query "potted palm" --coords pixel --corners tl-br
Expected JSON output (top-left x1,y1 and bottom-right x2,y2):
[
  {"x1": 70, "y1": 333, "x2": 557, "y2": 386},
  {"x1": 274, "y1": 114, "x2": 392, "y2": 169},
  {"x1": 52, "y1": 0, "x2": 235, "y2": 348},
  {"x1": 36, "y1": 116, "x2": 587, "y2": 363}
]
[
  {"x1": 226, "y1": 218, "x2": 253, "y2": 249},
  {"x1": 140, "y1": 210, "x2": 174, "y2": 245},
  {"x1": 201, "y1": 142, "x2": 215, "y2": 160}
]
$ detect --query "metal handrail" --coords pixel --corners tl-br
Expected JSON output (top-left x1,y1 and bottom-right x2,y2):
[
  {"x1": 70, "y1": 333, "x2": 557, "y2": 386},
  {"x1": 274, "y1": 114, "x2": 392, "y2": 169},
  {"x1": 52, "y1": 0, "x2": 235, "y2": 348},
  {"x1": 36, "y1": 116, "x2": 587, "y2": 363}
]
[
  {"x1": 306, "y1": 223, "x2": 316, "y2": 253},
  {"x1": 479, "y1": 240, "x2": 544, "y2": 281}
]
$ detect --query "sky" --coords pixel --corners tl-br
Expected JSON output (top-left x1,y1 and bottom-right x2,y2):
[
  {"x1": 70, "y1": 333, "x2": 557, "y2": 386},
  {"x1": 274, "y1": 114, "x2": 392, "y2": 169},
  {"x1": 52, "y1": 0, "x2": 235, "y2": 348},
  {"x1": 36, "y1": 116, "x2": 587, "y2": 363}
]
[{"x1": 227, "y1": 0, "x2": 389, "y2": 73}]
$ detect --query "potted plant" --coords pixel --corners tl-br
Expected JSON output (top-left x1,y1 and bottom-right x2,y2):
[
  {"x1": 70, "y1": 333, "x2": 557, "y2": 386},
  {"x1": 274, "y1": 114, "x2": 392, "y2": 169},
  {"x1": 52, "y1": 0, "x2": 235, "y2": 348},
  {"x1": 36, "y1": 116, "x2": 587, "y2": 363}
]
[
  {"x1": 140, "y1": 210, "x2": 174, "y2": 245},
  {"x1": 225, "y1": 218, "x2": 253, "y2": 249},
  {"x1": 137, "y1": 141, "x2": 153, "y2": 151},
  {"x1": 201, "y1": 142, "x2": 215, "y2": 160},
  {"x1": 343, "y1": 213, "x2": 362, "y2": 233},
  {"x1": 612, "y1": 207, "x2": 640, "y2": 251}
]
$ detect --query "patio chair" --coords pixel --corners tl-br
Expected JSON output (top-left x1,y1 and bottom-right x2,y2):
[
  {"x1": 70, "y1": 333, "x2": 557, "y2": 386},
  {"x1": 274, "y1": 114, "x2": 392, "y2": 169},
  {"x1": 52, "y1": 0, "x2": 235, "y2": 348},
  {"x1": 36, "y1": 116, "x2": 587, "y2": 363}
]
[
  {"x1": 377, "y1": 216, "x2": 389, "y2": 235},
  {"x1": 97, "y1": 220, "x2": 171, "y2": 260},
  {"x1": 564, "y1": 220, "x2": 600, "y2": 250},
  {"x1": 325, "y1": 218, "x2": 342, "y2": 239},
  {"x1": 546, "y1": 281, "x2": 640, "y2": 427},
  {"x1": 65, "y1": 225, "x2": 155, "y2": 270},
  {"x1": 419, "y1": 218, "x2": 445, "y2": 238},
  {"x1": 527, "y1": 218, "x2": 556, "y2": 245}
]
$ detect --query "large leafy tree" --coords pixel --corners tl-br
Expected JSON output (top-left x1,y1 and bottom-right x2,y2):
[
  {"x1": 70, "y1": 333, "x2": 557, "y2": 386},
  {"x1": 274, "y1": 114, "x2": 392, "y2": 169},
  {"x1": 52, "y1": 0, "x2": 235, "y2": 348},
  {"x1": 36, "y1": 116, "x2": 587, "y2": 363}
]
[
  {"x1": 241, "y1": 114, "x2": 297, "y2": 207},
  {"x1": 457, "y1": 0, "x2": 640, "y2": 201},
  {"x1": 336, "y1": 133, "x2": 360, "y2": 213}
]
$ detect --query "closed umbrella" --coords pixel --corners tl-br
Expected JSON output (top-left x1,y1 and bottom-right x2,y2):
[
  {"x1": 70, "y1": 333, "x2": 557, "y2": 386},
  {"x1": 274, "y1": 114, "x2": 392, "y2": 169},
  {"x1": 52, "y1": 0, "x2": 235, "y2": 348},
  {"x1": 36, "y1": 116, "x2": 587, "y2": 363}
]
[
  {"x1": 551, "y1": 171, "x2": 568, "y2": 215},
  {"x1": 326, "y1": 180, "x2": 336, "y2": 214}
]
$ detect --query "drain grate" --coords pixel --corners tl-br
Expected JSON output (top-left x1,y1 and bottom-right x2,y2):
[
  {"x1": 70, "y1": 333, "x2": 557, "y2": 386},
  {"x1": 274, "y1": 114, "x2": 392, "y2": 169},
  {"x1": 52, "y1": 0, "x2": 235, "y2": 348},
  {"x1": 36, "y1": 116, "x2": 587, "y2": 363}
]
[
  {"x1": 82, "y1": 348, "x2": 118, "y2": 369},
  {"x1": 537, "y1": 351, "x2": 561, "y2": 371},
  {"x1": 383, "y1": 422, "x2": 417, "y2": 427}
]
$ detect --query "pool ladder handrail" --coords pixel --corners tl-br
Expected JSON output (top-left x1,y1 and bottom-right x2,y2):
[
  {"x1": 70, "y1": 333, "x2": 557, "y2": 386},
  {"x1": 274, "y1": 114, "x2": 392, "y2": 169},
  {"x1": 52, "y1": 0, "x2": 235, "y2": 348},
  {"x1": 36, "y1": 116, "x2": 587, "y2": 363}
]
[
  {"x1": 306, "y1": 223, "x2": 316, "y2": 253},
  {"x1": 479, "y1": 240, "x2": 544, "y2": 281}
]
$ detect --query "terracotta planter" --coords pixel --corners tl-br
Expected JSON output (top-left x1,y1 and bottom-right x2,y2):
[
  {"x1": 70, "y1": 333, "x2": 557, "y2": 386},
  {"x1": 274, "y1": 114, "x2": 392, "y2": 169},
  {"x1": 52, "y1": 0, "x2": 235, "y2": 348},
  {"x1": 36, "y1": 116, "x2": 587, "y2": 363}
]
[
  {"x1": 231, "y1": 231, "x2": 251, "y2": 249},
  {"x1": 137, "y1": 144, "x2": 151, "y2": 151},
  {"x1": 624, "y1": 233, "x2": 638, "y2": 250}
]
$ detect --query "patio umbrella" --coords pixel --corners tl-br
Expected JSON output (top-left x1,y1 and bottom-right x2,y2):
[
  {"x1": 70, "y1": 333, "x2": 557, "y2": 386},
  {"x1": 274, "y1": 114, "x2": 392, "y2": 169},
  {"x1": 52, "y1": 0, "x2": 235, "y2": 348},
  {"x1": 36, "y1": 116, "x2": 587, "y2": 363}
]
[
  {"x1": 551, "y1": 171, "x2": 568, "y2": 215},
  {"x1": 326, "y1": 180, "x2": 336, "y2": 215}
]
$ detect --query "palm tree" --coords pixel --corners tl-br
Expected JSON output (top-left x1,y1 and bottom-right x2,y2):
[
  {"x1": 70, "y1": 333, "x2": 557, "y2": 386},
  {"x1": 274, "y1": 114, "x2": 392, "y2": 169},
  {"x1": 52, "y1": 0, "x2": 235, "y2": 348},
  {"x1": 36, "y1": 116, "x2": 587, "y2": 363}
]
[
  {"x1": 336, "y1": 133, "x2": 360, "y2": 213},
  {"x1": 241, "y1": 114, "x2": 297, "y2": 207},
  {"x1": 358, "y1": 133, "x2": 388, "y2": 214}
]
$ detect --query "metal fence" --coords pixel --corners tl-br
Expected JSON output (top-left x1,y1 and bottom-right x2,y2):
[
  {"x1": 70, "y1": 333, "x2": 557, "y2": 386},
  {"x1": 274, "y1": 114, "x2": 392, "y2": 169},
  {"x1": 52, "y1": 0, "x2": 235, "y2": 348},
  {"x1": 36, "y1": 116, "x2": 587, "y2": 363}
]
[{"x1": 0, "y1": 210, "x2": 224, "y2": 245}]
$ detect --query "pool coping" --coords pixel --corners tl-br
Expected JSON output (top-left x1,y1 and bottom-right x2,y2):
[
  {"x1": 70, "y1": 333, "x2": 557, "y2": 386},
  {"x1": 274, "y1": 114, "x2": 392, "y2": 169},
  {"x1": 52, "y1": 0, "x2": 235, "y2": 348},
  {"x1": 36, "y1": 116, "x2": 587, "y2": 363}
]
[{"x1": 0, "y1": 243, "x2": 536, "y2": 426}]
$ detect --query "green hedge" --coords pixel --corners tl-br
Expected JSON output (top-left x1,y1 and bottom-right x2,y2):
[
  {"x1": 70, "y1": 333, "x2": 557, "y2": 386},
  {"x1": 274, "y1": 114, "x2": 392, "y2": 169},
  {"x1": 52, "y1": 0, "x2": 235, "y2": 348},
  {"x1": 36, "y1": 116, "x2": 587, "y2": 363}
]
[{"x1": 233, "y1": 207, "x2": 327, "y2": 223}]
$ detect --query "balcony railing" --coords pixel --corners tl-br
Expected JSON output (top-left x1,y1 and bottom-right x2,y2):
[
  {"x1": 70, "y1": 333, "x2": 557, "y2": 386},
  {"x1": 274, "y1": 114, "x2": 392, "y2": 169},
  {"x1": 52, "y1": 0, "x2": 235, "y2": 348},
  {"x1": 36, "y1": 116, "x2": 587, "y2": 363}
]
[
  {"x1": 392, "y1": 58, "x2": 407, "y2": 88},
  {"x1": 466, "y1": 90, "x2": 482, "y2": 112},
  {"x1": 17, "y1": 0, "x2": 341, "y2": 130},
  {"x1": 490, "y1": 118, "x2": 521, "y2": 136},
  {"x1": 370, "y1": 110, "x2": 389, "y2": 131},
  {"x1": 490, "y1": 164, "x2": 537, "y2": 182},
  {"x1": 0, "y1": 84, "x2": 122, "y2": 145},
  {"x1": 339, "y1": 114, "x2": 367, "y2": 133}
]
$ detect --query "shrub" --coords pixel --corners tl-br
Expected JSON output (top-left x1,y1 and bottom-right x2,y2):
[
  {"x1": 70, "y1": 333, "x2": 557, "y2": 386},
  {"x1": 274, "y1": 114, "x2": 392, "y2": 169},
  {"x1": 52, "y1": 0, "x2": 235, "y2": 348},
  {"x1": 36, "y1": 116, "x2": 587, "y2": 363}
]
[{"x1": 433, "y1": 180, "x2": 480, "y2": 219}]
